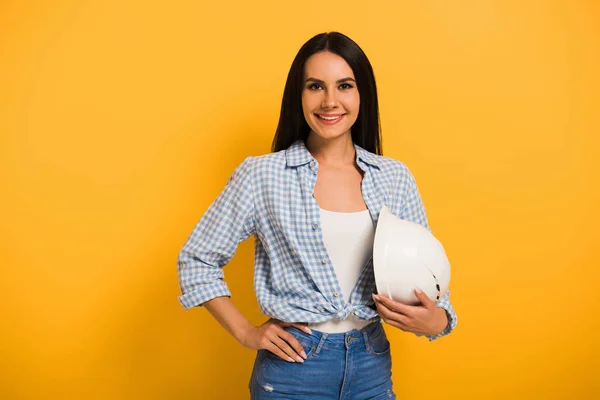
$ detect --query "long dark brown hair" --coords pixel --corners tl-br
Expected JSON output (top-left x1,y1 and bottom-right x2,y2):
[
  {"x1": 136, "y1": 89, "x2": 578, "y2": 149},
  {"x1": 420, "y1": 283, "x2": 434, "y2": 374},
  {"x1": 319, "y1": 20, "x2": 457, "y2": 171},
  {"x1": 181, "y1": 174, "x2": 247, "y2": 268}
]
[{"x1": 271, "y1": 32, "x2": 383, "y2": 155}]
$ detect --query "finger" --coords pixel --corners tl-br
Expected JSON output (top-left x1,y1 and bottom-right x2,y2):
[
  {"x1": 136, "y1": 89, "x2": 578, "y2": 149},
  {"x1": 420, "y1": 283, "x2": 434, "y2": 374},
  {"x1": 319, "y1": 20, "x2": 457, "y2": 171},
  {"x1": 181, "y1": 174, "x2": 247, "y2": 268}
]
[
  {"x1": 384, "y1": 318, "x2": 427, "y2": 335},
  {"x1": 265, "y1": 342, "x2": 296, "y2": 363},
  {"x1": 291, "y1": 323, "x2": 312, "y2": 335},
  {"x1": 273, "y1": 336, "x2": 304, "y2": 362},
  {"x1": 280, "y1": 331, "x2": 308, "y2": 360},
  {"x1": 382, "y1": 317, "x2": 409, "y2": 332},
  {"x1": 278, "y1": 321, "x2": 311, "y2": 334},
  {"x1": 373, "y1": 294, "x2": 413, "y2": 317},
  {"x1": 375, "y1": 300, "x2": 410, "y2": 325},
  {"x1": 414, "y1": 288, "x2": 436, "y2": 310},
  {"x1": 272, "y1": 322, "x2": 310, "y2": 352},
  {"x1": 263, "y1": 323, "x2": 303, "y2": 362}
]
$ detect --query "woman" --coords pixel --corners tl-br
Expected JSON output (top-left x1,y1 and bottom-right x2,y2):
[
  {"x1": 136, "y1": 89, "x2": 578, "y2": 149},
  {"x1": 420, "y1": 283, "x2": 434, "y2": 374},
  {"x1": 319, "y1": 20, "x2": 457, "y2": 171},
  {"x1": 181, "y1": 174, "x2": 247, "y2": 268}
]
[{"x1": 177, "y1": 32, "x2": 458, "y2": 399}]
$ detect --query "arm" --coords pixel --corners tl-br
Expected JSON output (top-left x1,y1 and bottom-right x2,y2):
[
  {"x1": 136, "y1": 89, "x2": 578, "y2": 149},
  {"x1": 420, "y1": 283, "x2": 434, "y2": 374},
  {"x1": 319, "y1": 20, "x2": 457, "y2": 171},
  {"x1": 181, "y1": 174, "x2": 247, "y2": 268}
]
[
  {"x1": 203, "y1": 296, "x2": 255, "y2": 343},
  {"x1": 205, "y1": 296, "x2": 311, "y2": 362},
  {"x1": 424, "y1": 289, "x2": 458, "y2": 341},
  {"x1": 177, "y1": 158, "x2": 310, "y2": 361},
  {"x1": 396, "y1": 166, "x2": 458, "y2": 340},
  {"x1": 177, "y1": 157, "x2": 255, "y2": 309}
]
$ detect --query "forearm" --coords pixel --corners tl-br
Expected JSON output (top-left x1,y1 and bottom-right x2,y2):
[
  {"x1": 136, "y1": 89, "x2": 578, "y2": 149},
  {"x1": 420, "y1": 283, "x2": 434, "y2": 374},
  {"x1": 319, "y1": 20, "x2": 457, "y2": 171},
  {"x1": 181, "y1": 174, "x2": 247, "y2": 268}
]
[
  {"x1": 425, "y1": 290, "x2": 458, "y2": 341},
  {"x1": 204, "y1": 296, "x2": 254, "y2": 343}
]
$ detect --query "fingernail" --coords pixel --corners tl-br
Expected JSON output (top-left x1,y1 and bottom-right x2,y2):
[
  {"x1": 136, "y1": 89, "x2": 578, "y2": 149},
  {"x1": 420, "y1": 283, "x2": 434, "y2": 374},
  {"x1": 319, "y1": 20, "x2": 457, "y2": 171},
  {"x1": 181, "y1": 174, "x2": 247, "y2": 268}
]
[
  {"x1": 372, "y1": 294, "x2": 380, "y2": 301},
  {"x1": 301, "y1": 350, "x2": 307, "y2": 359},
  {"x1": 415, "y1": 288, "x2": 423, "y2": 294},
  {"x1": 296, "y1": 355, "x2": 304, "y2": 363},
  {"x1": 305, "y1": 327, "x2": 312, "y2": 335},
  {"x1": 287, "y1": 357, "x2": 295, "y2": 362}
]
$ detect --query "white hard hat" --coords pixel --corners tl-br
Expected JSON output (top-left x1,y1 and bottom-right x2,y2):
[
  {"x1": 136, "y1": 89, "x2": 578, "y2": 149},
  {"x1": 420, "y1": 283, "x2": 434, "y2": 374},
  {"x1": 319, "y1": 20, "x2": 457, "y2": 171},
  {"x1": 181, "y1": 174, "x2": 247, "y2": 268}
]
[{"x1": 373, "y1": 205, "x2": 451, "y2": 305}]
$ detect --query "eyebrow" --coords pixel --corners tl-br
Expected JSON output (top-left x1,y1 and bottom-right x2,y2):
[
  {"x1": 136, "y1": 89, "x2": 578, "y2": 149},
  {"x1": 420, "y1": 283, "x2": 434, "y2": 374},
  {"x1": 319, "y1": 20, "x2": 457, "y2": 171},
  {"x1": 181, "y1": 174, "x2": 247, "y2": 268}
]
[{"x1": 305, "y1": 77, "x2": 356, "y2": 84}]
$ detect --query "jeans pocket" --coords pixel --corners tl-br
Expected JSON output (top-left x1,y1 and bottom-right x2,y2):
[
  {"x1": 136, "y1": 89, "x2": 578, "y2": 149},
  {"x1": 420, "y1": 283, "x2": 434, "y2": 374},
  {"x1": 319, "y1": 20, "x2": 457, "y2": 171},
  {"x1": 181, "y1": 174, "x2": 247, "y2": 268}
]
[
  {"x1": 263, "y1": 328, "x2": 318, "y2": 362},
  {"x1": 366, "y1": 325, "x2": 391, "y2": 356}
]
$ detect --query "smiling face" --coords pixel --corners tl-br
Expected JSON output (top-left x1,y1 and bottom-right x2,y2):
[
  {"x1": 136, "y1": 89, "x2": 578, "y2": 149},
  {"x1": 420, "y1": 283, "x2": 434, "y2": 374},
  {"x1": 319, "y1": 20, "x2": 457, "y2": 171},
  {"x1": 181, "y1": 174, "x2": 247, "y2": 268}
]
[{"x1": 302, "y1": 51, "x2": 360, "y2": 142}]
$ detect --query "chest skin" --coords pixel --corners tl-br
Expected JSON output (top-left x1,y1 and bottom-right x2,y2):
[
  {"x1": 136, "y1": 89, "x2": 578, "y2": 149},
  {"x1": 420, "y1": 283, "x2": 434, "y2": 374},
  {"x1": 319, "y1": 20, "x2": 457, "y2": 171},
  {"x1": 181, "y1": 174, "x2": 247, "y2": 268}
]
[{"x1": 312, "y1": 161, "x2": 368, "y2": 213}]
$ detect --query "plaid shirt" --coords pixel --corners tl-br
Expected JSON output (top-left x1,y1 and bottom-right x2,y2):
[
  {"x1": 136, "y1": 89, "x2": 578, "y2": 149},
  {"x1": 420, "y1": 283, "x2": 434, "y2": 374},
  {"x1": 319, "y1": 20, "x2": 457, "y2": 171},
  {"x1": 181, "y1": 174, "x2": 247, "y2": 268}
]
[{"x1": 177, "y1": 140, "x2": 458, "y2": 341}]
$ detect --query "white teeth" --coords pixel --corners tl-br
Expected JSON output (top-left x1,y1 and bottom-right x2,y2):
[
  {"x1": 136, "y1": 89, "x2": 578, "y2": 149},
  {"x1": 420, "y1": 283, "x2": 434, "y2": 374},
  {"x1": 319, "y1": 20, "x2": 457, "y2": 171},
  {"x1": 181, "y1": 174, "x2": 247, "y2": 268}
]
[{"x1": 318, "y1": 115, "x2": 342, "y2": 121}]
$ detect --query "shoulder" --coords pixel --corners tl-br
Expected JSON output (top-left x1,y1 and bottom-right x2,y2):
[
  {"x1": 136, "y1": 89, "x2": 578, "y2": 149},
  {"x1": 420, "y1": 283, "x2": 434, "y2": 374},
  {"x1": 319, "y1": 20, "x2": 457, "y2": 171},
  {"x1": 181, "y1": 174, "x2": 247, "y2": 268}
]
[
  {"x1": 247, "y1": 149, "x2": 287, "y2": 169},
  {"x1": 239, "y1": 150, "x2": 286, "y2": 177},
  {"x1": 229, "y1": 150, "x2": 287, "y2": 184},
  {"x1": 361, "y1": 151, "x2": 416, "y2": 186}
]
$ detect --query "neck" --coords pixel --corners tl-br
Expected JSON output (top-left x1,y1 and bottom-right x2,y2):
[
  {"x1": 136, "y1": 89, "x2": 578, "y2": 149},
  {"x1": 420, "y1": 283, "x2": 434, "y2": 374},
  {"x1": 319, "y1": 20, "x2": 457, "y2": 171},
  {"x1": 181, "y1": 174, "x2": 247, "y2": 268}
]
[{"x1": 306, "y1": 132, "x2": 356, "y2": 167}]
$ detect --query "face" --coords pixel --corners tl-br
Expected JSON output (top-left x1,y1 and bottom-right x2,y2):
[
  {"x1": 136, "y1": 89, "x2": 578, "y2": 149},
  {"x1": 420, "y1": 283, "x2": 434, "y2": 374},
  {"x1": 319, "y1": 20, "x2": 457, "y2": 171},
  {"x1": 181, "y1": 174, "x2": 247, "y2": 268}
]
[{"x1": 301, "y1": 51, "x2": 360, "y2": 141}]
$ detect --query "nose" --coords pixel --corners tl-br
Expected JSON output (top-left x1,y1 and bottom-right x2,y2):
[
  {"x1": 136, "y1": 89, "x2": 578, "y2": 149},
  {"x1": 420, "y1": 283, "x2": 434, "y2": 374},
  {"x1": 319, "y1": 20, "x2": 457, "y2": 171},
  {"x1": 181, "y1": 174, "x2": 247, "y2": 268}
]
[{"x1": 321, "y1": 89, "x2": 338, "y2": 108}]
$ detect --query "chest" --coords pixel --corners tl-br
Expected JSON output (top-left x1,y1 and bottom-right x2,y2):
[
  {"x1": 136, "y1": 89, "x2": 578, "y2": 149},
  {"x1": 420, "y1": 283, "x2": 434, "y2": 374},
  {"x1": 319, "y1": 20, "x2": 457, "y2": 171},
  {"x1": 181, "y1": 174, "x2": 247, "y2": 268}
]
[
  {"x1": 313, "y1": 164, "x2": 367, "y2": 212},
  {"x1": 255, "y1": 162, "x2": 393, "y2": 237}
]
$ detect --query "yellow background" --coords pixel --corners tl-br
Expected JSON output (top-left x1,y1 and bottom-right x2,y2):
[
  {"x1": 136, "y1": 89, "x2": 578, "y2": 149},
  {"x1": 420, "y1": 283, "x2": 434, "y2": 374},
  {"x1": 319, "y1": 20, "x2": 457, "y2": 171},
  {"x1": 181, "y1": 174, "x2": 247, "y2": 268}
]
[{"x1": 1, "y1": 1, "x2": 599, "y2": 398}]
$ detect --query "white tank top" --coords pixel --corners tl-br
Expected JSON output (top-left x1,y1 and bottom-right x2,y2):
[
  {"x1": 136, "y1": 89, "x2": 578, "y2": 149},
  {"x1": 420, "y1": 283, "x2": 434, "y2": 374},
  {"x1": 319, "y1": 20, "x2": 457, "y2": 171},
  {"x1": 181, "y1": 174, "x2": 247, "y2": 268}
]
[{"x1": 308, "y1": 208, "x2": 376, "y2": 333}]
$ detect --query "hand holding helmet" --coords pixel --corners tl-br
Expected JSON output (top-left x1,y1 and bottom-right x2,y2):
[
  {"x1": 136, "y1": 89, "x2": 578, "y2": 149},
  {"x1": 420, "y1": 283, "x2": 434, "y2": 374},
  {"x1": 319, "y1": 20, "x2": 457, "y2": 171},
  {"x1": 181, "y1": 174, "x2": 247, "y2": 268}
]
[{"x1": 373, "y1": 205, "x2": 451, "y2": 305}]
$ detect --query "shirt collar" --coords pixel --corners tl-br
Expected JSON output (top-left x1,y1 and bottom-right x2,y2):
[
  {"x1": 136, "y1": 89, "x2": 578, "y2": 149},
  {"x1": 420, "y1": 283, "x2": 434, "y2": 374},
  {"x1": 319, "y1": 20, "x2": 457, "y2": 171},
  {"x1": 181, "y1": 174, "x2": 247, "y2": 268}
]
[{"x1": 285, "y1": 139, "x2": 380, "y2": 169}]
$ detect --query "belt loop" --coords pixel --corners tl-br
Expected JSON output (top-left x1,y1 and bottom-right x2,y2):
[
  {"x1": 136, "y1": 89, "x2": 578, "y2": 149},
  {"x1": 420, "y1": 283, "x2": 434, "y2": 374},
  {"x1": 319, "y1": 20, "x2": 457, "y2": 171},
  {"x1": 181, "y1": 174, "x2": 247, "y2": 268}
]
[
  {"x1": 362, "y1": 329, "x2": 372, "y2": 353},
  {"x1": 314, "y1": 332, "x2": 328, "y2": 355}
]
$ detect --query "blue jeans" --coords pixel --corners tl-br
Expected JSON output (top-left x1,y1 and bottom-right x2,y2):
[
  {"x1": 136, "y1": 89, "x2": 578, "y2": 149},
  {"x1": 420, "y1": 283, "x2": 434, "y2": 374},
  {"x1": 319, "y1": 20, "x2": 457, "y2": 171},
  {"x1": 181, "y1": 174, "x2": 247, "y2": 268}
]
[{"x1": 248, "y1": 321, "x2": 396, "y2": 399}]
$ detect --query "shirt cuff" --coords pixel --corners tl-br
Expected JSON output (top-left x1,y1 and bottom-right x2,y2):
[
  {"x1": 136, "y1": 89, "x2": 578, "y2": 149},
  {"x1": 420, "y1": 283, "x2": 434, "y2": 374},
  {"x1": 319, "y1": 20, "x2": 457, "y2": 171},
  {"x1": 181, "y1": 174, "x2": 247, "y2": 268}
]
[
  {"x1": 178, "y1": 281, "x2": 232, "y2": 309},
  {"x1": 425, "y1": 304, "x2": 457, "y2": 341}
]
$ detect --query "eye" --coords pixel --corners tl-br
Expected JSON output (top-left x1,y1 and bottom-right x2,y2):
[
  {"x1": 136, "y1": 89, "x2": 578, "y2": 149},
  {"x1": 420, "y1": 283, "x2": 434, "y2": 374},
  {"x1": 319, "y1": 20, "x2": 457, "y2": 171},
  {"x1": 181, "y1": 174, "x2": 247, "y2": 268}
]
[
  {"x1": 339, "y1": 83, "x2": 354, "y2": 90},
  {"x1": 307, "y1": 83, "x2": 322, "y2": 90}
]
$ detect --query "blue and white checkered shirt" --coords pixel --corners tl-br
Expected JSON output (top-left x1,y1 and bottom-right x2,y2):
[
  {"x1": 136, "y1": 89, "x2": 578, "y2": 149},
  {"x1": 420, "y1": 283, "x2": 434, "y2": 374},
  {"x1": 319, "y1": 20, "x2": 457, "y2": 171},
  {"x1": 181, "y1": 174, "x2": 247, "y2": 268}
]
[{"x1": 177, "y1": 140, "x2": 458, "y2": 341}]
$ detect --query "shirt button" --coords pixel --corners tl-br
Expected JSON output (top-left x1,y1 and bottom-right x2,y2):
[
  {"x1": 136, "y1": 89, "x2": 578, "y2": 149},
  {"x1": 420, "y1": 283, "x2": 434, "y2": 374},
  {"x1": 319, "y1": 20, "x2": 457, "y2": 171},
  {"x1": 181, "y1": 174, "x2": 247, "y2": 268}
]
[
  {"x1": 310, "y1": 161, "x2": 315, "y2": 167},
  {"x1": 321, "y1": 258, "x2": 327, "y2": 264},
  {"x1": 312, "y1": 223, "x2": 318, "y2": 230},
  {"x1": 333, "y1": 292, "x2": 339, "y2": 297}
]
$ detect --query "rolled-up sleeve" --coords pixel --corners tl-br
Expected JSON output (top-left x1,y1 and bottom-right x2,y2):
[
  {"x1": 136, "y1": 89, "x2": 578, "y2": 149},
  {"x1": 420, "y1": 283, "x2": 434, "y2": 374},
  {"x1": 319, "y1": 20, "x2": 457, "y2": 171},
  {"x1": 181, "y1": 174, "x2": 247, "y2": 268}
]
[
  {"x1": 177, "y1": 157, "x2": 255, "y2": 309},
  {"x1": 398, "y1": 166, "x2": 458, "y2": 341},
  {"x1": 425, "y1": 289, "x2": 458, "y2": 341}
]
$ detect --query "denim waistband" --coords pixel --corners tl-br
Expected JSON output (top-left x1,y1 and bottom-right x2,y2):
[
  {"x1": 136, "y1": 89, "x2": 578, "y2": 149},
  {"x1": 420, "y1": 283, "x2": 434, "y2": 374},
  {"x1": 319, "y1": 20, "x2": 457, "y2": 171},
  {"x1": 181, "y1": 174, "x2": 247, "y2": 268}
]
[{"x1": 286, "y1": 320, "x2": 383, "y2": 351}]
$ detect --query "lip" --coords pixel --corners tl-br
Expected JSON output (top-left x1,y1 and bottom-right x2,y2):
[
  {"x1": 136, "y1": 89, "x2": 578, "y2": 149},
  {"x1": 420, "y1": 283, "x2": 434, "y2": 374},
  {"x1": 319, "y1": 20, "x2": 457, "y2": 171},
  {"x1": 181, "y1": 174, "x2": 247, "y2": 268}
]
[{"x1": 314, "y1": 113, "x2": 346, "y2": 125}]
